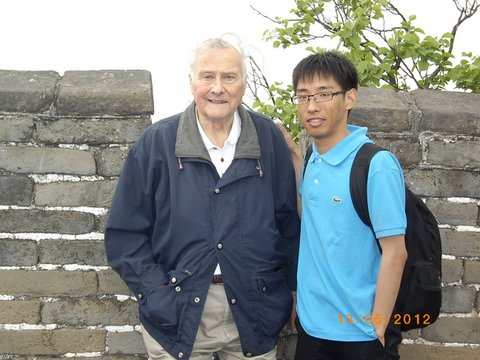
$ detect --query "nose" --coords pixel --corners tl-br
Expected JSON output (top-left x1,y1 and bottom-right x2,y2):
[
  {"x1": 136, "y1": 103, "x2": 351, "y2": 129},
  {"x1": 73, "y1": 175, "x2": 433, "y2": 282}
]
[
  {"x1": 211, "y1": 78, "x2": 225, "y2": 94},
  {"x1": 306, "y1": 97, "x2": 320, "y2": 112}
]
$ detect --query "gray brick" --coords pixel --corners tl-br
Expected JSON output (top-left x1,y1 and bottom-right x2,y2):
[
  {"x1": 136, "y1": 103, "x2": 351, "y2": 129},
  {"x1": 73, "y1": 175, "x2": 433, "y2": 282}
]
[
  {"x1": 350, "y1": 87, "x2": 411, "y2": 132},
  {"x1": 440, "y1": 286, "x2": 476, "y2": 313},
  {"x1": 35, "y1": 180, "x2": 116, "y2": 207},
  {"x1": 399, "y1": 343, "x2": 480, "y2": 360},
  {"x1": 0, "y1": 70, "x2": 59, "y2": 113},
  {"x1": 0, "y1": 175, "x2": 33, "y2": 206},
  {"x1": 96, "y1": 146, "x2": 130, "y2": 177},
  {"x1": 0, "y1": 209, "x2": 95, "y2": 234},
  {"x1": 441, "y1": 229, "x2": 480, "y2": 257},
  {"x1": 367, "y1": 137, "x2": 422, "y2": 169},
  {"x1": 413, "y1": 90, "x2": 480, "y2": 136},
  {"x1": 0, "y1": 114, "x2": 35, "y2": 142},
  {"x1": 0, "y1": 238, "x2": 38, "y2": 266},
  {"x1": 425, "y1": 198, "x2": 478, "y2": 226},
  {"x1": 0, "y1": 329, "x2": 106, "y2": 355},
  {"x1": 0, "y1": 299, "x2": 41, "y2": 323},
  {"x1": 405, "y1": 169, "x2": 480, "y2": 198},
  {"x1": 24, "y1": 356, "x2": 147, "y2": 360},
  {"x1": 427, "y1": 139, "x2": 480, "y2": 169},
  {"x1": 464, "y1": 260, "x2": 480, "y2": 284},
  {"x1": 42, "y1": 298, "x2": 138, "y2": 326},
  {"x1": 107, "y1": 331, "x2": 146, "y2": 355},
  {"x1": 0, "y1": 146, "x2": 95, "y2": 175},
  {"x1": 98, "y1": 269, "x2": 132, "y2": 296},
  {"x1": 39, "y1": 239, "x2": 107, "y2": 265},
  {"x1": 36, "y1": 117, "x2": 151, "y2": 145},
  {"x1": 57, "y1": 70, "x2": 153, "y2": 116},
  {"x1": 0, "y1": 270, "x2": 97, "y2": 297},
  {"x1": 422, "y1": 317, "x2": 480, "y2": 343},
  {"x1": 441, "y1": 259, "x2": 463, "y2": 284},
  {"x1": 96, "y1": 213, "x2": 109, "y2": 233}
]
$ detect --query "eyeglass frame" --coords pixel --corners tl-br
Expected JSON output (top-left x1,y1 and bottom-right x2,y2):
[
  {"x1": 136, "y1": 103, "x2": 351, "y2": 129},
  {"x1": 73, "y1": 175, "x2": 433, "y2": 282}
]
[{"x1": 291, "y1": 90, "x2": 347, "y2": 105}]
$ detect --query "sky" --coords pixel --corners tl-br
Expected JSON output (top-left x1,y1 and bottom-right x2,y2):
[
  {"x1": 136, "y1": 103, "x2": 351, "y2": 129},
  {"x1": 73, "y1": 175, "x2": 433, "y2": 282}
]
[{"x1": 1, "y1": 0, "x2": 479, "y2": 120}]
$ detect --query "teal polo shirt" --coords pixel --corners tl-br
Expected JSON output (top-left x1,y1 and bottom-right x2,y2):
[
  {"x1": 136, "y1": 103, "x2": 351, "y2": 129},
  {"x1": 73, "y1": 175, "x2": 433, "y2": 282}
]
[{"x1": 297, "y1": 125, "x2": 406, "y2": 341}]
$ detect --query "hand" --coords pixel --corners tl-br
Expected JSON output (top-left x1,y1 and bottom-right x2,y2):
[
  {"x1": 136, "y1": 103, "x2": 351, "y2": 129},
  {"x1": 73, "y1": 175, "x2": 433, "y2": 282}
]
[
  {"x1": 282, "y1": 291, "x2": 298, "y2": 336},
  {"x1": 274, "y1": 120, "x2": 302, "y2": 158},
  {"x1": 377, "y1": 335, "x2": 385, "y2": 347}
]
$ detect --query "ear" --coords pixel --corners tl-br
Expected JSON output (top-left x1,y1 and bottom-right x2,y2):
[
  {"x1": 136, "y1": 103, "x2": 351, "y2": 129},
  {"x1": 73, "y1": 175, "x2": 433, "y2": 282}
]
[{"x1": 345, "y1": 88, "x2": 357, "y2": 111}]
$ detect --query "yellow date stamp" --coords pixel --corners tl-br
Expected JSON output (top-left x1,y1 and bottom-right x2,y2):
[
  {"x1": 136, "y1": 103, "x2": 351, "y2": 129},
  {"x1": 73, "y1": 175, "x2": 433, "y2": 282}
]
[{"x1": 338, "y1": 313, "x2": 431, "y2": 326}]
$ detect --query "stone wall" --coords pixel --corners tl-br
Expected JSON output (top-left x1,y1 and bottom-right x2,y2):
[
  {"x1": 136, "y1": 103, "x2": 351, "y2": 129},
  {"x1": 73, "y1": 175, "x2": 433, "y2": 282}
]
[{"x1": 0, "y1": 70, "x2": 479, "y2": 359}]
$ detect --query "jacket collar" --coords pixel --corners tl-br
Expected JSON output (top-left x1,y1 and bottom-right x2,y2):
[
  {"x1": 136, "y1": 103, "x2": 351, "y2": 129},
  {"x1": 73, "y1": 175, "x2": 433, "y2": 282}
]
[{"x1": 175, "y1": 102, "x2": 261, "y2": 160}]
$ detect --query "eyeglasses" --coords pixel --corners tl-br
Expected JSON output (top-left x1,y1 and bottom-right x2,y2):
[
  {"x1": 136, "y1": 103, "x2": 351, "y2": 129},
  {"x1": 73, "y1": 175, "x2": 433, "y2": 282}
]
[{"x1": 291, "y1": 90, "x2": 346, "y2": 105}]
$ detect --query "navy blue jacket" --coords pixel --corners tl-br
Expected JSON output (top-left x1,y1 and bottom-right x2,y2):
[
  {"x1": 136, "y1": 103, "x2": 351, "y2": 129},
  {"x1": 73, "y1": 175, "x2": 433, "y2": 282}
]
[{"x1": 105, "y1": 103, "x2": 300, "y2": 359}]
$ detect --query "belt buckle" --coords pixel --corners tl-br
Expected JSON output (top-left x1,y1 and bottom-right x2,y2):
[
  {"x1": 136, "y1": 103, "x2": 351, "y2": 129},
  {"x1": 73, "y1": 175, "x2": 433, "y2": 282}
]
[{"x1": 212, "y1": 275, "x2": 223, "y2": 284}]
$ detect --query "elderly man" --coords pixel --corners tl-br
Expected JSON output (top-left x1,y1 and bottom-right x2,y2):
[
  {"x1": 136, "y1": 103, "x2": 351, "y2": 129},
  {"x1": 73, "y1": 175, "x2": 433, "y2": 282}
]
[{"x1": 104, "y1": 34, "x2": 300, "y2": 360}]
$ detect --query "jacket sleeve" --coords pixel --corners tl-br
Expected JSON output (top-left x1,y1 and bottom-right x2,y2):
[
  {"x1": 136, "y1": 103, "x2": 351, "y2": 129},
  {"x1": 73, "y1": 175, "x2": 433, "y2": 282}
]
[
  {"x1": 271, "y1": 126, "x2": 301, "y2": 291},
  {"x1": 104, "y1": 143, "x2": 168, "y2": 298}
]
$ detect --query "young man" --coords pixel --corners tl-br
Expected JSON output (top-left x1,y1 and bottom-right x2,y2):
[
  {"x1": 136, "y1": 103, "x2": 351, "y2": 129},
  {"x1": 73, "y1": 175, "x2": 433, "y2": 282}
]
[
  {"x1": 104, "y1": 35, "x2": 299, "y2": 359},
  {"x1": 283, "y1": 52, "x2": 407, "y2": 360}
]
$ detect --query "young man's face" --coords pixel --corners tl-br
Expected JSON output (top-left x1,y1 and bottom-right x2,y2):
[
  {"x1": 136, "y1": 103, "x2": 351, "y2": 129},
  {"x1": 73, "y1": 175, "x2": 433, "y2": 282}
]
[
  {"x1": 190, "y1": 47, "x2": 246, "y2": 124},
  {"x1": 295, "y1": 75, "x2": 357, "y2": 153}
]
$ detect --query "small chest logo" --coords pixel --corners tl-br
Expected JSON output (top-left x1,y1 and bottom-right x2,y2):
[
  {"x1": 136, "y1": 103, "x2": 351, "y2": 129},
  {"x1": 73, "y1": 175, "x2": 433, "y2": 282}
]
[{"x1": 332, "y1": 197, "x2": 343, "y2": 204}]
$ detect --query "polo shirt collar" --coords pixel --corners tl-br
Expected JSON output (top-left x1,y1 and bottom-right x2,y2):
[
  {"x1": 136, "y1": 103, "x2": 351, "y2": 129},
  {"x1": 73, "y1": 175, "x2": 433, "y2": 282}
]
[{"x1": 311, "y1": 125, "x2": 369, "y2": 166}]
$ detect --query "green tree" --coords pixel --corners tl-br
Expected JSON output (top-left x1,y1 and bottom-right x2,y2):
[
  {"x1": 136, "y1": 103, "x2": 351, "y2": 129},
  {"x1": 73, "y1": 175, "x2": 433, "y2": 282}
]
[{"x1": 245, "y1": 0, "x2": 479, "y2": 140}]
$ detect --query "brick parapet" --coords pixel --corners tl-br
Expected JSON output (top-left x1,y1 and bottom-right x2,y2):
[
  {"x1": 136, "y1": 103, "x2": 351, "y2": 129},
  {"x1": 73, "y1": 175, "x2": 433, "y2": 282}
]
[{"x1": 0, "y1": 70, "x2": 478, "y2": 358}]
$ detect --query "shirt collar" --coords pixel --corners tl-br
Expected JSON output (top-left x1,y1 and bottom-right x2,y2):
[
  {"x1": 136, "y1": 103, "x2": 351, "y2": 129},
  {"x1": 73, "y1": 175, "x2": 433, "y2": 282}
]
[
  {"x1": 311, "y1": 125, "x2": 369, "y2": 165},
  {"x1": 196, "y1": 111, "x2": 242, "y2": 150}
]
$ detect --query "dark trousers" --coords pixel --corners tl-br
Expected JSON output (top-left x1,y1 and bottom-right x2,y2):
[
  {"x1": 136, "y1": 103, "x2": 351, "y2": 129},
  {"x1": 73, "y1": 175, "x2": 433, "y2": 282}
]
[{"x1": 294, "y1": 318, "x2": 402, "y2": 360}]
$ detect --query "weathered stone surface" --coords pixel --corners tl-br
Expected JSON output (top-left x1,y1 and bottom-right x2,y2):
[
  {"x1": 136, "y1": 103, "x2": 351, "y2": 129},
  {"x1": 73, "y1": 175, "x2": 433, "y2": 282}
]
[
  {"x1": 0, "y1": 270, "x2": 97, "y2": 297},
  {"x1": 441, "y1": 229, "x2": 480, "y2": 257},
  {"x1": 399, "y1": 343, "x2": 480, "y2": 360},
  {"x1": 0, "y1": 70, "x2": 59, "y2": 113},
  {"x1": 0, "y1": 209, "x2": 95, "y2": 234},
  {"x1": 0, "y1": 175, "x2": 33, "y2": 205},
  {"x1": 440, "y1": 286, "x2": 476, "y2": 313},
  {"x1": 0, "y1": 114, "x2": 35, "y2": 142},
  {"x1": 427, "y1": 138, "x2": 480, "y2": 169},
  {"x1": 368, "y1": 137, "x2": 422, "y2": 169},
  {"x1": 106, "y1": 331, "x2": 146, "y2": 355},
  {"x1": 441, "y1": 259, "x2": 463, "y2": 284},
  {"x1": 0, "y1": 329, "x2": 105, "y2": 354},
  {"x1": 57, "y1": 70, "x2": 154, "y2": 116},
  {"x1": 0, "y1": 146, "x2": 95, "y2": 175},
  {"x1": 36, "y1": 117, "x2": 151, "y2": 144},
  {"x1": 0, "y1": 299, "x2": 41, "y2": 323},
  {"x1": 35, "y1": 180, "x2": 116, "y2": 207},
  {"x1": 42, "y1": 298, "x2": 139, "y2": 326},
  {"x1": 97, "y1": 269, "x2": 132, "y2": 296},
  {"x1": 405, "y1": 169, "x2": 479, "y2": 198},
  {"x1": 425, "y1": 198, "x2": 478, "y2": 226},
  {"x1": 414, "y1": 90, "x2": 480, "y2": 136},
  {"x1": 350, "y1": 87, "x2": 412, "y2": 132},
  {"x1": 39, "y1": 239, "x2": 107, "y2": 265},
  {"x1": 422, "y1": 317, "x2": 480, "y2": 343},
  {"x1": 464, "y1": 260, "x2": 480, "y2": 284},
  {"x1": 0, "y1": 238, "x2": 38, "y2": 266},
  {"x1": 96, "y1": 146, "x2": 131, "y2": 176}
]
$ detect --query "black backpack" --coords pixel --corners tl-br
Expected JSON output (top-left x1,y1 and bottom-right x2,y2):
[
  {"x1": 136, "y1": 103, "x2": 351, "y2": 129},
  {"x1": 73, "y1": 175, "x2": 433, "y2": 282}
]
[{"x1": 303, "y1": 142, "x2": 442, "y2": 331}]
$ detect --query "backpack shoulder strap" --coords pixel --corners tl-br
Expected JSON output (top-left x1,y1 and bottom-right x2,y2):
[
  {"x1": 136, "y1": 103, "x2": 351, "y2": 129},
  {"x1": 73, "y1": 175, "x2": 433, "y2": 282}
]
[
  {"x1": 303, "y1": 143, "x2": 313, "y2": 178},
  {"x1": 350, "y1": 142, "x2": 384, "y2": 228}
]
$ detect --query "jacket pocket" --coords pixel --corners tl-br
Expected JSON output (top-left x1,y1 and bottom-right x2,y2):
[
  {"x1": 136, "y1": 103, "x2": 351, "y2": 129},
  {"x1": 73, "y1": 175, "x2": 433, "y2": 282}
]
[
  {"x1": 255, "y1": 265, "x2": 292, "y2": 336},
  {"x1": 139, "y1": 269, "x2": 193, "y2": 329}
]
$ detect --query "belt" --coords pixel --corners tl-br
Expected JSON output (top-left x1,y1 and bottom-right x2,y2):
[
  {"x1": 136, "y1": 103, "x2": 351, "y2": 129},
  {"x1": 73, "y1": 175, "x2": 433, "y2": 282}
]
[{"x1": 212, "y1": 274, "x2": 223, "y2": 284}]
